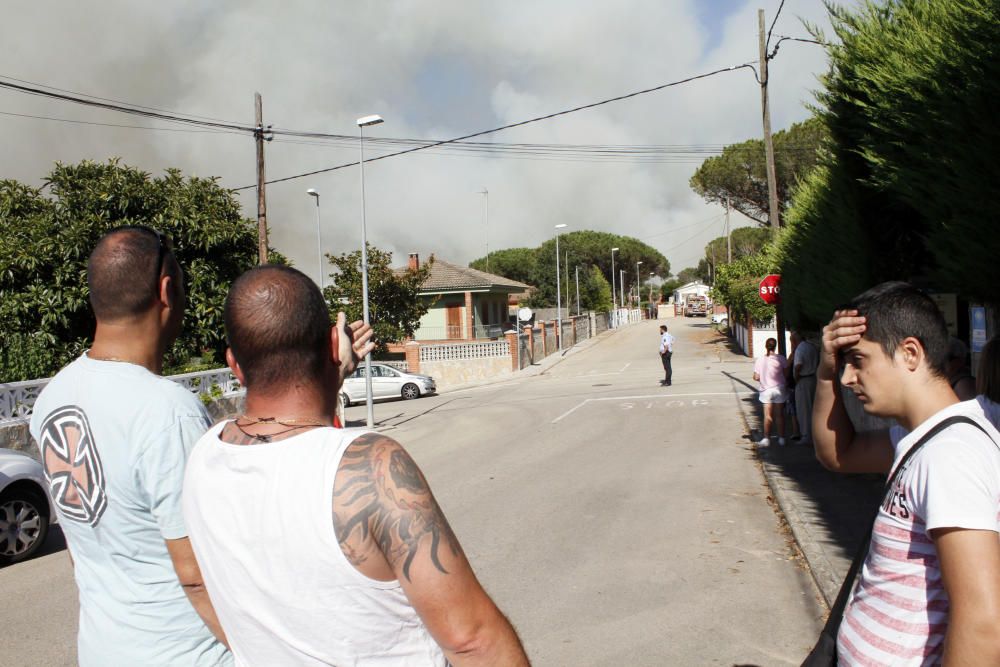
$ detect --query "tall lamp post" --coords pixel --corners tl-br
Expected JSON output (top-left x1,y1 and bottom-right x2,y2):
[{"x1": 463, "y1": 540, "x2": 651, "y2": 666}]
[
  {"x1": 357, "y1": 113, "x2": 383, "y2": 429},
  {"x1": 554, "y1": 224, "x2": 568, "y2": 351},
  {"x1": 611, "y1": 247, "x2": 619, "y2": 310},
  {"x1": 620, "y1": 270, "x2": 625, "y2": 311},
  {"x1": 306, "y1": 188, "x2": 323, "y2": 288},
  {"x1": 635, "y1": 261, "x2": 643, "y2": 308}
]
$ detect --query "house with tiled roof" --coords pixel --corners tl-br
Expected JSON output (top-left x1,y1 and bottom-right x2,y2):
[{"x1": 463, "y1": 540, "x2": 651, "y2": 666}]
[{"x1": 400, "y1": 254, "x2": 533, "y2": 341}]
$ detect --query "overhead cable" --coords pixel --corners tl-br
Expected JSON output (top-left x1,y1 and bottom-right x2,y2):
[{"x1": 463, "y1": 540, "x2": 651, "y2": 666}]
[
  {"x1": 232, "y1": 61, "x2": 759, "y2": 190},
  {"x1": 0, "y1": 76, "x2": 255, "y2": 133}
]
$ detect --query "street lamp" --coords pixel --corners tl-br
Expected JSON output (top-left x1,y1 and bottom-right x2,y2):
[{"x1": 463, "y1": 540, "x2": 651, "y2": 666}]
[
  {"x1": 554, "y1": 224, "x2": 568, "y2": 352},
  {"x1": 611, "y1": 247, "x2": 619, "y2": 311},
  {"x1": 635, "y1": 261, "x2": 643, "y2": 308},
  {"x1": 620, "y1": 269, "x2": 625, "y2": 311},
  {"x1": 306, "y1": 189, "x2": 323, "y2": 288},
  {"x1": 357, "y1": 113, "x2": 383, "y2": 428}
]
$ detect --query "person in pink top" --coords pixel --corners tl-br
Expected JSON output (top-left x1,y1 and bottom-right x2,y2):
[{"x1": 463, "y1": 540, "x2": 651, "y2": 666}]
[{"x1": 753, "y1": 337, "x2": 788, "y2": 446}]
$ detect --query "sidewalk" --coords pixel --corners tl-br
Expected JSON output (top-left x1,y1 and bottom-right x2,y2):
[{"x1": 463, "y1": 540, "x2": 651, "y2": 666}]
[{"x1": 755, "y1": 441, "x2": 882, "y2": 607}]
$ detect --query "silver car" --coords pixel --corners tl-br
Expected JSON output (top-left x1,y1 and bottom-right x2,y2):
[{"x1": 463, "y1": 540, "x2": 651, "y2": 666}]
[
  {"x1": 0, "y1": 449, "x2": 52, "y2": 565},
  {"x1": 341, "y1": 364, "x2": 436, "y2": 409}
]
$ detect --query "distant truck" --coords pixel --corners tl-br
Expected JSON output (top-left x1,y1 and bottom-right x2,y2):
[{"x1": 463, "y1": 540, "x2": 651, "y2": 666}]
[{"x1": 683, "y1": 295, "x2": 709, "y2": 317}]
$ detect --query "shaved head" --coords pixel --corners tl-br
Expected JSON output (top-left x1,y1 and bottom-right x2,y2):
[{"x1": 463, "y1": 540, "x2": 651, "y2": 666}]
[
  {"x1": 88, "y1": 226, "x2": 179, "y2": 322},
  {"x1": 224, "y1": 265, "x2": 330, "y2": 390}
]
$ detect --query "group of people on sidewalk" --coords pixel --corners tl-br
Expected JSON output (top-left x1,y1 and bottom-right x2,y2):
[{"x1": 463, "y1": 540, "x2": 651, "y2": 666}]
[
  {"x1": 29, "y1": 226, "x2": 530, "y2": 666},
  {"x1": 23, "y1": 224, "x2": 1000, "y2": 666}
]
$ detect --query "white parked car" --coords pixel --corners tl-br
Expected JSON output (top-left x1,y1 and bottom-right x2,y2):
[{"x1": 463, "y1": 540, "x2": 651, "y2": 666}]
[
  {"x1": 0, "y1": 448, "x2": 51, "y2": 565},
  {"x1": 711, "y1": 312, "x2": 728, "y2": 324},
  {"x1": 341, "y1": 364, "x2": 436, "y2": 409}
]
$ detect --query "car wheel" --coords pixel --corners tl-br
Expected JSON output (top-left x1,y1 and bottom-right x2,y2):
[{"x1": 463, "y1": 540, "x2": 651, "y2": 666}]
[
  {"x1": 0, "y1": 488, "x2": 49, "y2": 566},
  {"x1": 341, "y1": 393, "x2": 351, "y2": 409},
  {"x1": 401, "y1": 383, "x2": 420, "y2": 400}
]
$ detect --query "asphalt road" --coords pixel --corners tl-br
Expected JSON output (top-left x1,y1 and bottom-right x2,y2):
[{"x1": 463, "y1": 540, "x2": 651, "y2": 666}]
[{"x1": 2, "y1": 317, "x2": 823, "y2": 666}]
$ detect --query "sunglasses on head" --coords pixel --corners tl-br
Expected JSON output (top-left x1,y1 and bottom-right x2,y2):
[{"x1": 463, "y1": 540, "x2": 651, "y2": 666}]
[{"x1": 114, "y1": 225, "x2": 173, "y2": 274}]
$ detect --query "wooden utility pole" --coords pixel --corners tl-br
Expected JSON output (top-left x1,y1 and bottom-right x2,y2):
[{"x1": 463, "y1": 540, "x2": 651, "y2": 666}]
[
  {"x1": 758, "y1": 9, "x2": 786, "y2": 355},
  {"x1": 757, "y1": 10, "x2": 781, "y2": 234},
  {"x1": 254, "y1": 92, "x2": 269, "y2": 264}
]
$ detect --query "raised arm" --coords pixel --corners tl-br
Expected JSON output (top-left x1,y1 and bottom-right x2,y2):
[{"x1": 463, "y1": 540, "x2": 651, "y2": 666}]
[
  {"x1": 333, "y1": 434, "x2": 530, "y2": 667},
  {"x1": 812, "y1": 310, "x2": 893, "y2": 473}
]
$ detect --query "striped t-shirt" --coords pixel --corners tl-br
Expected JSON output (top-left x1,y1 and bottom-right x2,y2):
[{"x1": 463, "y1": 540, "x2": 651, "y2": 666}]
[{"x1": 838, "y1": 400, "x2": 1000, "y2": 666}]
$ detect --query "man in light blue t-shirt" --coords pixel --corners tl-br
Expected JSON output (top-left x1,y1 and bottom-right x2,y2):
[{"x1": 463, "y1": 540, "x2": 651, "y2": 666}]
[{"x1": 29, "y1": 226, "x2": 231, "y2": 666}]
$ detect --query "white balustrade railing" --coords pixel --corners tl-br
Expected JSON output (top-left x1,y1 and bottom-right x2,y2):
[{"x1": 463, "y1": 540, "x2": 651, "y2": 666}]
[
  {"x1": 420, "y1": 341, "x2": 510, "y2": 362},
  {"x1": 0, "y1": 378, "x2": 51, "y2": 424},
  {"x1": 1, "y1": 367, "x2": 243, "y2": 425}
]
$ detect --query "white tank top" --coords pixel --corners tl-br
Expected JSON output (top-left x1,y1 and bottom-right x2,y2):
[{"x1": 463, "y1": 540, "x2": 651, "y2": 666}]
[{"x1": 183, "y1": 423, "x2": 447, "y2": 667}]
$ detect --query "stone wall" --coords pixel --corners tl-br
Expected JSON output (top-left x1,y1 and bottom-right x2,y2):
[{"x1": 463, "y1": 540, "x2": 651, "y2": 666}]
[{"x1": 420, "y1": 357, "x2": 513, "y2": 389}]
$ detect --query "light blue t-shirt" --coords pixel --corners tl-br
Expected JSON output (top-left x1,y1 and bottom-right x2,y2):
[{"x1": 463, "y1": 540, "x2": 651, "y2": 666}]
[{"x1": 29, "y1": 353, "x2": 232, "y2": 666}]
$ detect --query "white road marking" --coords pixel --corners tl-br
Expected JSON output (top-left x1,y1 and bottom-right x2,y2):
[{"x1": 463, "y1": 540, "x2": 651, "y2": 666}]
[{"x1": 551, "y1": 391, "x2": 755, "y2": 424}]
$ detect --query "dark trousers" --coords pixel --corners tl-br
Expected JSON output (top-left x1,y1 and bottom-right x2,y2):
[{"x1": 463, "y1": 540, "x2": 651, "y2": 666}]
[{"x1": 660, "y1": 352, "x2": 672, "y2": 384}]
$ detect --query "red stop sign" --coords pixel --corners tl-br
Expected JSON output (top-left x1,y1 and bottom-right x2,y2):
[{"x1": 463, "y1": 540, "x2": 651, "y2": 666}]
[{"x1": 759, "y1": 274, "x2": 781, "y2": 305}]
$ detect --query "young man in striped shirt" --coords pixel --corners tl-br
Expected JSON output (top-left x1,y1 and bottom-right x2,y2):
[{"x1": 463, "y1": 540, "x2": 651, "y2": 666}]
[{"x1": 813, "y1": 282, "x2": 1000, "y2": 665}]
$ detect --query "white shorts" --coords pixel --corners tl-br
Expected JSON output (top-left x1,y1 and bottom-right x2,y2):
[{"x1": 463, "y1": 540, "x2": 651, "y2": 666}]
[{"x1": 759, "y1": 387, "x2": 787, "y2": 404}]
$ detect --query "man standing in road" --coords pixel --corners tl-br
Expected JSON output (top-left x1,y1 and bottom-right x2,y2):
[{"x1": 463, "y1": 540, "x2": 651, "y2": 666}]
[
  {"x1": 29, "y1": 226, "x2": 231, "y2": 665},
  {"x1": 659, "y1": 324, "x2": 674, "y2": 386},
  {"x1": 790, "y1": 330, "x2": 818, "y2": 444},
  {"x1": 813, "y1": 282, "x2": 1000, "y2": 665},
  {"x1": 182, "y1": 265, "x2": 530, "y2": 666}
]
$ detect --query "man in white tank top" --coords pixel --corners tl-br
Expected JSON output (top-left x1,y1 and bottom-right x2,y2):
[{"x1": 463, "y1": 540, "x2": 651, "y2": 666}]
[
  {"x1": 182, "y1": 265, "x2": 530, "y2": 667},
  {"x1": 813, "y1": 282, "x2": 1000, "y2": 665}
]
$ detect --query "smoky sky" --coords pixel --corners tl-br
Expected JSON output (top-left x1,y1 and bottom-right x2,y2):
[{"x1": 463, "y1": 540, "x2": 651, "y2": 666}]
[{"x1": 1, "y1": 1, "x2": 841, "y2": 283}]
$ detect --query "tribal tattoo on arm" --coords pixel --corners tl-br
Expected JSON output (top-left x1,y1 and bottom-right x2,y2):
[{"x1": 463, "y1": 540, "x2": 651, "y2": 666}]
[{"x1": 333, "y1": 433, "x2": 461, "y2": 581}]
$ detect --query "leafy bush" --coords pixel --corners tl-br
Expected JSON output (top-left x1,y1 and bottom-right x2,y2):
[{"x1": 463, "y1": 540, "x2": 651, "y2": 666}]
[{"x1": 776, "y1": 0, "x2": 1000, "y2": 325}]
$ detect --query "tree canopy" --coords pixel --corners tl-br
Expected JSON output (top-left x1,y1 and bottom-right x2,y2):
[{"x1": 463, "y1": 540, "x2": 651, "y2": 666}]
[
  {"x1": 0, "y1": 159, "x2": 276, "y2": 381},
  {"x1": 470, "y1": 230, "x2": 669, "y2": 310},
  {"x1": 774, "y1": 0, "x2": 1000, "y2": 328},
  {"x1": 689, "y1": 117, "x2": 827, "y2": 226},
  {"x1": 323, "y1": 246, "x2": 432, "y2": 355}
]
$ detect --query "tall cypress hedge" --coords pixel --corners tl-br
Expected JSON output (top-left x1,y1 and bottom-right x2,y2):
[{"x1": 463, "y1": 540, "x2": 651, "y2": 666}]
[{"x1": 775, "y1": 0, "x2": 1000, "y2": 329}]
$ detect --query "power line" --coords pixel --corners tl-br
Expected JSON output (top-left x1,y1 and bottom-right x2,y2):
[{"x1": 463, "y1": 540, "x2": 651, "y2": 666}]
[
  {"x1": 660, "y1": 216, "x2": 728, "y2": 253},
  {"x1": 0, "y1": 76, "x2": 255, "y2": 133},
  {"x1": 0, "y1": 109, "x2": 245, "y2": 135},
  {"x1": 769, "y1": 35, "x2": 825, "y2": 60},
  {"x1": 641, "y1": 213, "x2": 725, "y2": 241},
  {"x1": 0, "y1": 72, "x2": 245, "y2": 126},
  {"x1": 232, "y1": 61, "x2": 759, "y2": 190},
  {"x1": 765, "y1": 0, "x2": 787, "y2": 57}
]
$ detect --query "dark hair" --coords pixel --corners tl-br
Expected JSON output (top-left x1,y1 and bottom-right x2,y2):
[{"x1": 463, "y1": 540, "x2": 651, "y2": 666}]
[
  {"x1": 659, "y1": 325, "x2": 668, "y2": 332},
  {"x1": 977, "y1": 337, "x2": 1000, "y2": 403},
  {"x1": 224, "y1": 265, "x2": 331, "y2": 389},
  {"x1": 765, "y1": 337, "x2": 777, "y2": 354},
  {"x1": 87, "y1": 226, "x2": 179, "y2": 321},
  {"x1": 847, "y1": 281, "x2": 948, "y2": 377}
]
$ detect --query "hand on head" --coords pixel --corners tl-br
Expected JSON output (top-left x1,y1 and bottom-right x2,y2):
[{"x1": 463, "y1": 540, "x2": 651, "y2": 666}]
[{"x1": 820, "y1": 309, "x2": 866, "y2": 378}]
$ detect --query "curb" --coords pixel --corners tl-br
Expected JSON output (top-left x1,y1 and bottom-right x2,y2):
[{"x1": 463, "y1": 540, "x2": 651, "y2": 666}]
[{"x1": 758, "y1": 450, "x2": 839, "y2": 609}]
